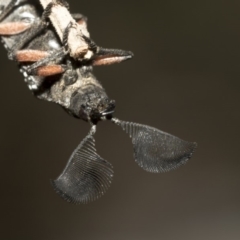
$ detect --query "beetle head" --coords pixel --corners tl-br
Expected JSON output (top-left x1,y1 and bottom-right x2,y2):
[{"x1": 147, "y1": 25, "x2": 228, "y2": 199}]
[
  {"x1": 86, "y1": 96, "x2": 115, "y2": 124},
  {"x1": 69, "y1": 85, "x2": 115, "y2": 124}
]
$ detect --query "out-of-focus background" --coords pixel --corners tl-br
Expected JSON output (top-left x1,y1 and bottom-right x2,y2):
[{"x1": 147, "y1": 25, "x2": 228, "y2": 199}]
[{"x1": 0, "y1": 0, "x2": 240, "y2": 239}]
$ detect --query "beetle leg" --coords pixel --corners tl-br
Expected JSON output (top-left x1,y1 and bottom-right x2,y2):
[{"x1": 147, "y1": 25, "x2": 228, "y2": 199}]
[
  {"x1": 7, "y1": 2, "x2": 54, "y2": 60},
  {"x1": 15, "y1": 49, "x2": 50, "y2": 62},
  {"x1": 0, "y1": 21, "x2": 30, "y2": 35},
  {"x1": 14, "y1": 49, "x2": 67, "y2": 78},
  {"x1": 16, "y1": 49, "x2": 66, "y2": 76},
  {"x1": 62, "y1": 21, "x2": 87, "y2": 52},
  {"x1": 31, "y1": 64, "x2": 67, "y2": 77},
  {"x1": 81, "y1": 34, "x2": 134, "y2": 65},
  {"x1": 82, "y1": 34, "x2": 97, "y2": 53},
  {"x1": 0, "y1": 0, "x2": 29, "y2": 35},
  {"x1": 62, "y1": 22, "x2": 72, "y2": 51},
  {"x1": 7, "y1": 21, "x2": 46, "y2": 60},
  {"x1": 92, "y1": 47, "x2": 134, "y2": 66},
  {"x1": 0, "y1": 0, "x2": 18, "y2": 22},
  {"x1": 26, "y1": 47, "x2": 67, "y2": 75}
]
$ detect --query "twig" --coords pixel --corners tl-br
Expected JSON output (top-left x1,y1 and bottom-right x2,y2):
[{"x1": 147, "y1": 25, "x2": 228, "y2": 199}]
[{"x1": 39, "y1": 0, "x2": 92, "y2": 59}]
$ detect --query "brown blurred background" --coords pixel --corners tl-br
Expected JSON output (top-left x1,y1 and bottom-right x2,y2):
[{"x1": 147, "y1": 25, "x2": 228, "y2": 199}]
[{"x1": 0, "y1": 0, "x2": 240, "y2": 239}]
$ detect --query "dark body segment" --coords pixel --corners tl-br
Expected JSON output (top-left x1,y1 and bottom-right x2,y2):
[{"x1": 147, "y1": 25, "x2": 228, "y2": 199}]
[
  {"x1": 0, "y1": 0, "x2": 113, "y2": 121},
  {"x1": 0, "y1": 0, "x2": 196, "y2": 204}
]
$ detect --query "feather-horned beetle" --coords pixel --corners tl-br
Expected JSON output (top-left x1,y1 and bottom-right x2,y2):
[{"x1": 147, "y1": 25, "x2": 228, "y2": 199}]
[{"x1": 0, "y1": 0, "x2": 197, "y2": 204}]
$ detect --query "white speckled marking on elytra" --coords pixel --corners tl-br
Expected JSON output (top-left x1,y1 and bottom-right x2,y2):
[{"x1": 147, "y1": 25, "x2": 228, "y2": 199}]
[
  {"x1": 23, "y1": 71, "x2": 28, "y2": 78},
  {"x1": 48, "y1": 39, "x2": 60, "y2": 49}
]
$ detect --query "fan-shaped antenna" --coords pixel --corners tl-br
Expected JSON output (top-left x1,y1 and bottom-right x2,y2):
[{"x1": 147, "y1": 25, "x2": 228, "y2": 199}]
[
  {"x1": 51, "y1": 125, "x2": 114, "y2": 203},
  {"x1": 112, "y1": 118, "x2": 196, "y2": 173}
]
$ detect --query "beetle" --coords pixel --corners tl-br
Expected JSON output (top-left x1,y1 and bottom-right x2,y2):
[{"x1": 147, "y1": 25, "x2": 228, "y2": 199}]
[{"x1": 0, "y1": 0, "x2": 197, "y2": 203}]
